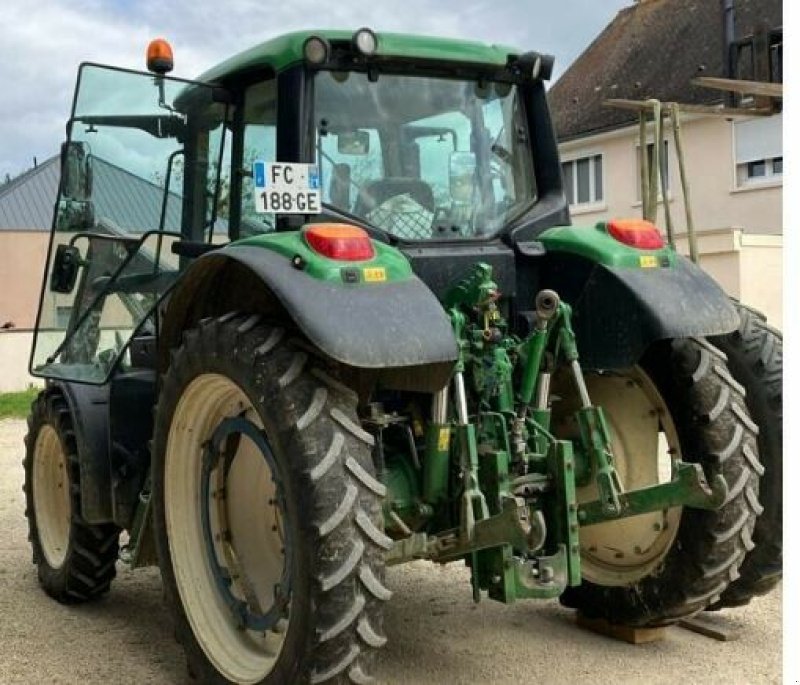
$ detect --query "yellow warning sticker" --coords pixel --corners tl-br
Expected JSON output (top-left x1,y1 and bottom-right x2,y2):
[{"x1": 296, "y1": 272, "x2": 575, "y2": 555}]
[
  {"x1": 639, "y1": 255, "x2": 658, "y2": 268},
  {"x1": 363, "y1": 267, "x2": 387, "y2": 282},
  {"x1": 437, "y1": 427, "x2": 451, "y2": 451}
]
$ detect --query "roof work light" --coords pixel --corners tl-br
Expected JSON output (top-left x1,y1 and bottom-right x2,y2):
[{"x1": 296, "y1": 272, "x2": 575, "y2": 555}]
[
  {"x1": 303, "y1": 35, "x2": 331, "y2": 65},
  {"x1": 352, "y1": 28, "x2": 378, "y2": 56}
]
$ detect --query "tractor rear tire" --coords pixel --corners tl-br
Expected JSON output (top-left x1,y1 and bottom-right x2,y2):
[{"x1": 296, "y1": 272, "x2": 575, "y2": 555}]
[
  {"x1": 558, "y1": 338, "x2": 761, "y2": 626},
  {"x1": 152, "y1": 314, "x2": 389, "y2": 684},
  {"x1": 23, "y1": 390, "x2": 119, "y2": 602},
  {"x1": 707, "y1": 302, "x2": 782, "y2": 608}
]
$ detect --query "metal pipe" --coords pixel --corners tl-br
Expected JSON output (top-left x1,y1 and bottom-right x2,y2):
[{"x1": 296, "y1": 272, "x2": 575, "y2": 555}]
[
  {"x1": 454, "y1": 372, "x2": 469, "y2": 425},
  {"x1": 389, "y1": 510, "x2": 413, "y2": 537},
  {"x1": 431, "y1": 387, "x2": 449, "y2": 424},
  {"x1": 722, "y1": 0, "x2": 736, "y2": 106},
  {"x1": 723, "y1": 0, "x2": 735, "y2": 72},
  {"x1": 639, "y1": 112, "x2": 649, "y2": 218},
  {"x1": 535, "y1": 372, "x2": 551, "y2": 410},
  {"x1": 646, "y1": 99, "x2": 661, "y2": 223},
  {"x1": 658, "y1": 110, "x2": 674, "y2": 241},
  {"x1": 671, "y1": 103, "x2": 698, "y2": 263},
  {"x1": 571, "y1": 360, "x2": 592, "y2": 409}
]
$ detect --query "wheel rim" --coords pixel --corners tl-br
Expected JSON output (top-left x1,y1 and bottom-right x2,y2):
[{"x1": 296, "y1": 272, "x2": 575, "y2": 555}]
[
  {"x1": 165, "y1": 374, "x2": 290, "y2": 684},
  {"x1": 32, "y1": 424, "x2": 71, "y2": 569},
  {"x1": 552, "y1": 368, "x2": 682, "y2": 586}
]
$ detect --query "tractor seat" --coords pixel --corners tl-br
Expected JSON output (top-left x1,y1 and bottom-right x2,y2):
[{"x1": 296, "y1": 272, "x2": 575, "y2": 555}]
[
  {"x1": 353, "y1": 178, "x2": 435, "y2": 239},
  {"x1": 354, "y1": 178, "x2": 434, "y2": 216}
]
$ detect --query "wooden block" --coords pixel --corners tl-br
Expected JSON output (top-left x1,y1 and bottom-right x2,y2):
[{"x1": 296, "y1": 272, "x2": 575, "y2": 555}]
[
  {"x1": 678, "y1": 615, "x2": 739, "y2": 642},
  {"x1": 576, "y1": 613, "x2": 666, "y2": 644}
]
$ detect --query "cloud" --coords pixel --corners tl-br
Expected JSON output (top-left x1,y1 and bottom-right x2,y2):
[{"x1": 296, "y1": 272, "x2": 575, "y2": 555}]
[{"x1": 0, "y1": 0, "x2": 627, "y2": 179}]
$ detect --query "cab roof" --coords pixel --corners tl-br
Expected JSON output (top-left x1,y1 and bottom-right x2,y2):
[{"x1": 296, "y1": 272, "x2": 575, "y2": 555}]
[{"x1": 197, "y1": 30, "x2": 519, "y2": 83}]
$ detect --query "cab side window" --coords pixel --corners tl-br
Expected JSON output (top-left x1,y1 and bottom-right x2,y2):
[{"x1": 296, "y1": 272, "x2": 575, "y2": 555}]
[{"x1": 240, "y1": 79, "x2": 278, "y2": 235}]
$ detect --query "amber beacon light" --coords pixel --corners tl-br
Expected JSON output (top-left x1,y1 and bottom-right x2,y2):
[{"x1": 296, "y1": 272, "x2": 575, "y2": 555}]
[{"x1": 147, "y1": 38, "x2": 174, "y2": 75}]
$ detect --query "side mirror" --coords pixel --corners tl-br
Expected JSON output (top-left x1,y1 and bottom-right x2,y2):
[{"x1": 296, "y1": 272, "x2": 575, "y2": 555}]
[
  {"x1": 449, "y1": 151, "x2": 477, "y2": 202},
  {"x1": 50, "y1": 244, "x2": 82, "y2": 294},
  {"x1": 60, "y1": 141, "x2": 93, "y2": 202},
  {"x1": 337, "y1": 130, "x2": 370, "y2": 155}
]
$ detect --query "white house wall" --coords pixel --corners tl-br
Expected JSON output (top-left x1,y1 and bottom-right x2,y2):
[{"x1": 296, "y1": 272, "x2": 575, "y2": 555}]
[
  {"x1": 558, "y1": 114, "x2": 783, "y2": 328},
  {"x1": 559, "y1": 115, "x2": 782, "y2": 236}
]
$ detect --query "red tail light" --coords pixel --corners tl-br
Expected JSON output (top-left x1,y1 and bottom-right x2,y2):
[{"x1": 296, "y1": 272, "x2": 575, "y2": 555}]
[
  {"x1": 304, "y1": 223, "x2": 375, "y2": 261},
  {"x1": 607, "y1": 219, "x2": 665, "y2": 250}
]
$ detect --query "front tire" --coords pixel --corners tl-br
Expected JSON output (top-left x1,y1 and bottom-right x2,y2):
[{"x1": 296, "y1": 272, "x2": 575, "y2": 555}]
[
  {"x1": 555, "y1": 338, "x2": 761, "y2": 626},
  {"x1": 23, "y1": 390, "x2": 119, "y2": 602},
  {"x1": 152, "y1": 314, "x2": 389, "y2": 684}
]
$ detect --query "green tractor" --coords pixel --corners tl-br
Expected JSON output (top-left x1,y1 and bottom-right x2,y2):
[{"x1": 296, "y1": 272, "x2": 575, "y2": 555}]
[{"x1": 24, "y1": 29, "x2": 781, "y2": 683}]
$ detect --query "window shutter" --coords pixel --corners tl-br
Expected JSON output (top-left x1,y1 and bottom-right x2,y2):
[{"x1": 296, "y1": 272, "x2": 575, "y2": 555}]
[{"x1": 735, "y1": 114, "x2": 782, "y2": 164}]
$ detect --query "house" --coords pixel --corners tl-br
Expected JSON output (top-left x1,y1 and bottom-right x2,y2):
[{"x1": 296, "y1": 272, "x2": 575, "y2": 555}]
[
  {"x1": 0, "y1": 155, "x2": 183, "y2": 391},
  {"x1": 548, "y1": 0, "x2": 783, "y2": 326}
]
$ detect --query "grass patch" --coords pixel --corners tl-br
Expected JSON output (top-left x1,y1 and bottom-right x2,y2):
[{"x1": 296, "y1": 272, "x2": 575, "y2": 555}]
[{"x1": 0, "y1": 388, "x2": 40, "y2": 419}]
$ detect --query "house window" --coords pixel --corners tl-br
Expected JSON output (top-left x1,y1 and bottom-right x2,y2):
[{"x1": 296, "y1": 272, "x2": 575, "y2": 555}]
[
  {"x1": 739, "y1": 157, "x2": 782, "y2": 185},
  {"x1": 562, "y1": 154, "x2": 603, "y2": 206},
  {"x1": 734, "y1": 114, "x2": 783, "y2": 188},
  {"x1": 636, "y1": 140, "x2": 669, "y2": 199}
]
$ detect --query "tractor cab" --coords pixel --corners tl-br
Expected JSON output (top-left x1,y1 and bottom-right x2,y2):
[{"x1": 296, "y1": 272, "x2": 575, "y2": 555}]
[{"x1": 30, "y1": 30, "x2": 566, "y2": 386}]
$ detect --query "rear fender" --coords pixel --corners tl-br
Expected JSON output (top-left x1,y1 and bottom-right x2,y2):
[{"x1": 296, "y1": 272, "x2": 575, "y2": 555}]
[
  {"x1": 159, "y1": 242, "x2": 458, "y2": 392},
  {"x1": 538, "y1": 224, "x2": 738, "y2": 369}
]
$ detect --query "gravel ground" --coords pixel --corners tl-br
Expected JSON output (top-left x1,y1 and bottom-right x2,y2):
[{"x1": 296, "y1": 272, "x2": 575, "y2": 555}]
[{"x1": 0, "y1": 417, "x2": 782, "y2": 684}]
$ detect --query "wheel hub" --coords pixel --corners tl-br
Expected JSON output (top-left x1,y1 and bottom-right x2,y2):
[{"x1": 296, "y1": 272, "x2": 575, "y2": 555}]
[{"x1": 201, "y1": 416, "x2": 292, "y2": 632}]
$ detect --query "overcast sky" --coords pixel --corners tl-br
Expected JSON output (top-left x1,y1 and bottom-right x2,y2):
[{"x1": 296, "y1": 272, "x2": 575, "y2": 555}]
[{"x1": 0, "y1": 0, "x2": 629, "y2": 180}]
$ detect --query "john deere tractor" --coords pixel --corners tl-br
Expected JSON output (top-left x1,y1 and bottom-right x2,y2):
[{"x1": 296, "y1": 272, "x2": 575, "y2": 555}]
[{"x1": 24, "y1": 29, "x2": 781, "y2": 684}]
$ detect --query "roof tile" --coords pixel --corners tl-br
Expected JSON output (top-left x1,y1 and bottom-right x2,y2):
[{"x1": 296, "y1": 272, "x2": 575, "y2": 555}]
[{"x1": 548, "y1": 0, "x2": 782, "y2": 141}]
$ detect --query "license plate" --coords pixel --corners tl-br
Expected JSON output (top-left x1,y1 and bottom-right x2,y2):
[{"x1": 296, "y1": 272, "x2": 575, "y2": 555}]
[{"x1": 252, "y1": 162, "x2": 321, "y2": 214}]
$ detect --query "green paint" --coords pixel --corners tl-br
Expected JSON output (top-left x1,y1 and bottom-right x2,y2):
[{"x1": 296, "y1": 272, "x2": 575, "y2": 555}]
[
  {"x1": 578, "y1": 461, "x2": 729, "y2": 527},
  {"x1": 549, "y1": 441, "x2": 581, "y2": 587},
  {"x1": 446, "y1": 263, "x2": 516, "y2": 413},
  {"x1": 478, "y1": 448, "x2": 512, "y2": 516},
  {"x1": 517, "y1": 325, "x2": 550, "y2": 406},
  {"x1": 443, "y1": 262, "x2": 499, "y2": 310},
  {"x1": 233, "y1": 229, "x2": 412, "y2": 284},
  {"x1": 198, "y1": 30, "x2": 518, "y2": 83},
  {"x1": 377, "y1": 259, "x2": 725, "y2": 606},
  {"x1": 576, "y1": 405, "x2": 623, "y2": 516},
  {"x1": 384, "y1": 454, "x2": 422, "y2": 524},
  {"x1": 539, "y1": 223, "x2": 677, "y2": 269},
  {"x1": 423, "y1": 424, "x2": 451, "y2": 506},
  {"x1": 555, "y1": 303, "x2": 579, "y2": 361}
]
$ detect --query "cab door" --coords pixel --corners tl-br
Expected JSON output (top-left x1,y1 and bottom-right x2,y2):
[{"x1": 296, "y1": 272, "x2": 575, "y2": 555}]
[{"x1": 30, "y1": 64, "x2": 231, "y2": 384}]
